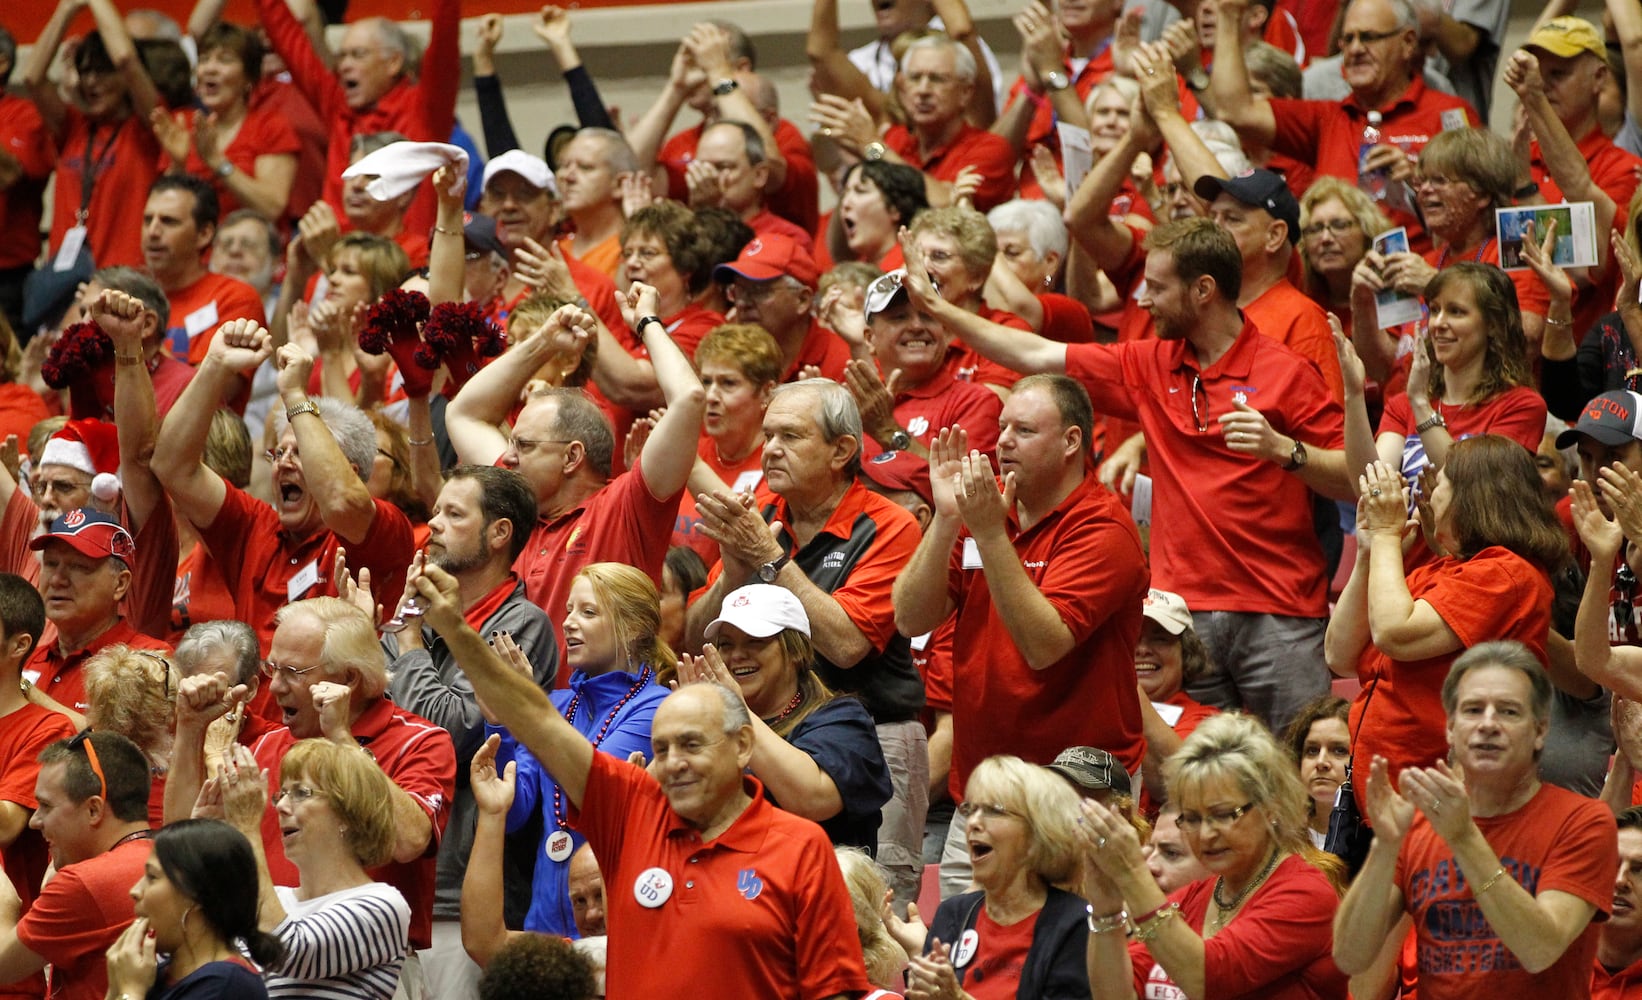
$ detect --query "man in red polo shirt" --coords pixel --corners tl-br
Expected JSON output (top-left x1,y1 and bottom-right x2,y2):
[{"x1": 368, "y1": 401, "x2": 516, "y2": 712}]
[
  {"x1": 140, "y1": 175, "x2": 265, "y2": 363},
  {"x1": 895, "y1": 373, "x2": 1149, "y2": 887},
  {"x1": 25, "y1": 510, "x2": 169, "y2": 718},
  {"x1": 444, "y1": 292, "x2": 700, "y2": 654},
  {"x1": 687, "y1": 121, "x2": 812, "y2": 247},
  {"x1": 248, "y1": 597, "x2": 455, "y2": 954},
  {"x1": 714, "y1": 235, "x2": 852, "y2": 382},
  {"x1": 417, "y1": 565, "x2": 870, "y2": 1000},
  {"x1": 0, "y1": 732, "x2": 152, "y2": 1000},
  {"x1": 1211, "y1": 0, "x2": 1478, "y2": 248},
  {"x1": 922, "y1": 219, "x2": 1355, "y2": 734},
  {"x1": 151, "y1": 320, "x2": 415, "y2": 651}
]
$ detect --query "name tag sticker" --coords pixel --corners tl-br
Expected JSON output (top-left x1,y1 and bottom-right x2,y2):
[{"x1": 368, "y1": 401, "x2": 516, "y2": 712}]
[
  {"x1": 961, "y1": 537, "x2": 982, "y2": 570},
  {"x1": 287, "y1": 559, "x2": 321, "y2": 603},
  {"x1": 184, "y1": 301, "x2": 220, "y2": 338},
  {"x1": 54, "y1": 227, "x2": 87, "y2": 272},
  {"x1": 732, "y1": 469, "x2": 764, "y2": 493}
]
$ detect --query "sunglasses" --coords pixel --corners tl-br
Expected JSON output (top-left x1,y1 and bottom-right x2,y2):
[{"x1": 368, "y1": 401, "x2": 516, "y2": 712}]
[{"x1": 67, "y1": 731, "x2": 108, "y2": 800}]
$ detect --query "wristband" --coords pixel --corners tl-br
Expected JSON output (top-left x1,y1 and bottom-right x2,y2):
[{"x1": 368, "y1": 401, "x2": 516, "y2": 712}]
[
  {"x1": 115, "y1": 353, "x2": 145, "y2": 366},
  {"x1": 1475, "y1": 866, "x2": 1510, "y2": 896},
  {"x1": 1085, "y1": 904, "x2": 1128, "y2": 934}
]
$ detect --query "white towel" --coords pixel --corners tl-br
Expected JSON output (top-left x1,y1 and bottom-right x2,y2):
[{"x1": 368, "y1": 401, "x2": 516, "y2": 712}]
[{"x1": 341, "y1": 141, "x2": 469, "y2": 202}]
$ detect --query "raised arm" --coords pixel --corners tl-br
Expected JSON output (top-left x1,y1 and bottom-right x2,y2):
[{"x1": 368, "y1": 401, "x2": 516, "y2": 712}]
[
  {"x1": 273, "y1": 345, "x2": 378, "y2": 544},
  {"x1": 24, "y1": 0, "x2": 85, "y2": 137},
  {"x1": 151, "y1": 319, "x2": 272, "y2": 529},
  {"x1": 622, "y1": 286, "x2": 707, "y2": 499},
  {"x1": 85, "y1": 0, "x2": 162, "y2": 123},
  {"x1": 471, "y1": 14, "x2": 522, "y2": 156},
  {"x1": 1358, "y1": 463, "x2": 1462, "y2": 659},
  {"x1": 534, "y1": 7, "x2": 617, "y2": 130},
  {"x1": 1136, "y1": 45, "x2": 1226, "y2": 189},
  {"x1": 892, "y1": 429, "x2": 964, "y2": 636},
  {"x1": 446, "y1": 305, "x2": 594, "y2": 466},
  {"x1": 806, "y1": 0, "x2": 885, "y2": 114},
  {"x1": 627, "y1": 43, "x2": 695, "y2": 175},
  {"x1": 902, "y1": 236, "x2": 1068, "y2": 374},
  {"x1": 1506, "y1": 52, "x2": 1618, "y2": 260},
  {"x1": 427, "y1": 166, "x2": 467, "y2": 306},
  {"x1": 686, "y1": 25, "x2": 787, "y2": 189},
  {"x1": 419, "y1": 565, "x2": 595, "y2": 805},
  {"x1": 1065, "y1": 110, "x2": 1154, "y2": 275},
  {"x1": 931, "y1": 0, "x2": 997, "y2": 128},
  {"x1": 1205, "y1": 0, "x2": 1277, "y2": 149},
  {"x1": 1571, "y1": 480, "x2": 1642, "y2": 700},
  {"x1": 1607, "y1": 0, "x2": 1642, "y2": 131},
  {"x1": 462, "y1": 734, "x2": 528, "y2": 967},
  {"x1": 93, "y1": 289, "x2": 163, "y2": 531}
]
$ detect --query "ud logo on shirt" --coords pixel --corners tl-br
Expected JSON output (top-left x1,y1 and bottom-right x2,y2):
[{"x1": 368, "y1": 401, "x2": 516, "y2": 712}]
[{"x1": 737, "y1": 868, "x2": 763, "y2": 901}]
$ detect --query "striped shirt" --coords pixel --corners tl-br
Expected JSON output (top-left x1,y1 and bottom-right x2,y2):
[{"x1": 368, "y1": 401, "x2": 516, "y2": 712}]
[{"x1": 268, "y1": 882, "x2": 410, "y2": 1000}]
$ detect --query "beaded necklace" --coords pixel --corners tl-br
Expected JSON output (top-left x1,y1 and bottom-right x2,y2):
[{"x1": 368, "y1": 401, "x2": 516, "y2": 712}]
[
  {"x1": 550, "y1": 665, "x2": 653, "y2": 829},
  {"x1": 762, "y1": 689, "x2": 805, "y2": 728},
  {"x1": 1435, "y1": 235, "x2": 1493, "y2": 269}
]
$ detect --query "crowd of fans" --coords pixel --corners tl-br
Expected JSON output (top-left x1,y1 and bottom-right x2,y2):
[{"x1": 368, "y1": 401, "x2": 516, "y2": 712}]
[{"x1": 5, "y1": 0, "x2": 1642, "y2": 995}]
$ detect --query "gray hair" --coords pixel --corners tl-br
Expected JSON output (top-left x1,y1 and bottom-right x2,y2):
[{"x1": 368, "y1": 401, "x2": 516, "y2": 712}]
[
  {"x1": 987, "y1": 199, "x2": 1069, "y2": 260},
  {"x1": 273, "y1": 397, "x2": 377, "y2": 475},
  {"x1": 704, "y1": 119, "x2": 767, "y2": 167},
  {"x1": 578, "y1": 127, "x2": 638, "y2": 175},
  {"x1": 708, "y1": 682, "x2": 751, "y2": 734},
  {"x1": 350, "y1": 130, "x2": 409, "y2": 160},
  {"x1": 771, "y1": 379, "x2": 863, "y2": 477},
  {"x1": 368, "y1": 16, "x2": 413, "y2": 63},
  {"x1": 94, "y1": 266, "x2": 171, "y2": 332},
  {"x1": 1441, "y1": 640, "x2": 1554, "y2": 725},
  {"x1": 903, "y1": 34, "x2": 977, "y2": 84},
  {"x1": 174, "y1": 619, "x2": 261, "y2": 687}
]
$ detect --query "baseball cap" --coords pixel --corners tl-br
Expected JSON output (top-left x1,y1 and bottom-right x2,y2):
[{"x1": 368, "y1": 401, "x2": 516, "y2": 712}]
[
  {"x1": 1557, "y1": 390, "x2": 1642, "y2": 449},
  {"x1": 862, "y1": 269, "x2": 911, "y2": 319},
  {"x1": 859, "y1": 449, "x2": 934, "y2": 507},
  {"x1": 713, "y1": 234, "x2": 821, "y2": 289},
  {"x1": 482, "y1": 149, "x2": 557, "y2": 197},
  {"x1": 1142, "y1": 588, "x2": 1194, "y2": 636},
  {"x1": 1194, "y1": 169, "x2": 1302, "y2": 246},
  {"x1": 462, "y1": 213, "x2": 508, "y2": 260},
  {"x1": 1524, "y1": 16, "x2": 1607, "y2": 61},
  {"x1": 1046, "y1": 746, "x2": 1132, "y2": 798},
  {"x1": 705, "y1": 584, "x2": 811, "y2": 643},
  {"x1": 29, "y1": 508, "x2": 135, "y2": 562}
]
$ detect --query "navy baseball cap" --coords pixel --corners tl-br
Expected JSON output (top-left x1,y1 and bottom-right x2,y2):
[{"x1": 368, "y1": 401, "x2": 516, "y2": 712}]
[{"x1": 1195, "y1": 169, "x2": 1302, "y2": 245}]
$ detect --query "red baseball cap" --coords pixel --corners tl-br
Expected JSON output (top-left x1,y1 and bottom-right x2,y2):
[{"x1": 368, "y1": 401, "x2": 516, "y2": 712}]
[
  {"x1": 714, "y1": 234, "x2": 820, "y2": 289},
  {"x1": 29, "y1": 508, "x2": 136, "y2": 561}
]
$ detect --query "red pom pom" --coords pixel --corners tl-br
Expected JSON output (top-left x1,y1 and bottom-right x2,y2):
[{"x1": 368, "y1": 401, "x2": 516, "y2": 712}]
[
  {"x1": 358, "y1": 289, "x2": 430, "y2": 355},
  {"x1": 41, "y1": 323, "x2": 114, "y2": 389},
  {"x1": 426, "y1": 302, "x2": 505, "y2": 395}
]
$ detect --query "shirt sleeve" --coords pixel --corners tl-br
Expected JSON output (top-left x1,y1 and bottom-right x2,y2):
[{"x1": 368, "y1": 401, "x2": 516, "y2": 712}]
[
  {"x1": 792, "y1": 831, "x2": 875, "y2": 1000},
  {"x1": 1064, "y1": 342, "x2": 1140, "y2": 422},
  {"x1": 1267, "y1": 97, "x2": 1327, "y2": 165},
  {"x1": 417, "y1": 0, "x2": 462, "y2": 144},
  {"x1": 1031, "y1": 497, "x2": 1150, "y2": 643},
  {"x1": 823, "y1": 507, "x2": 922, "y2": 651},
  {"x1": 1477, "y1": 387, "x2": 1549, "y2": 454},
  {"x1": 1200, "y1": 864, "x2": 1340, "y2": 998},
  {"x1": 1418, "y1": 552, "x2": 1549, "y2": 652},
  {"x1": 380, "y1": 719, "x2": 457, "y2": 850},
  {"x1": 252, "y1": 0, "x2": 343, "y2": 120},
  {"x1": 787, "y1": 700, "x2": 893, "y2": 820},
  {"x1": 341, "y1": 498, "x2": 416, "y2": 612},
  {"x1": 273, "y1": 885, "x2": 410, "y2": 981},
  {"x1": 0, "y1": 712, "x2": 75, "y2": 808},
  {"x1": 1536, "y1": 796, "x2": 1619, "y2": 912},
  {"x1": 14, "y1": 866, "x2": 113, "y2": 966}
]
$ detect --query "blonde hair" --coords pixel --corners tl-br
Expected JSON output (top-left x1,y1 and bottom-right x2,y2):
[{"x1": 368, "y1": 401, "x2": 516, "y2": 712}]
[
  {"x1": 963, "y1": 756, "x2": 1082, "y2": 885},
  {"x1": 273, "y1": 598, "x2": 388, "y2": 700},
  {"x1": 835, "y1": 847, "x2": 907, "y2": 989},
  {"x1": 576, "y1": 563, "x2": 674, "y2": 672},
  {"x1": 694, "y1": 324, "x2": 784, "y2": 389},
  {"x1": 84, "y1": 645, "x2": 177, "y2": 771},
  {"x1": 1298, "y1": 177, "x2": 1392, "y2": 299},
  {"x1": 281, "y1": 739, "x2": 397, "y2": 868}
]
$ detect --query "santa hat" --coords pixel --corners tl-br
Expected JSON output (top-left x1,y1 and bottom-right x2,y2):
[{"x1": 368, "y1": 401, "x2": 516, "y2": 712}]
[{"x1": 37, "y1": 419, "x2": 121, "y2": 503}]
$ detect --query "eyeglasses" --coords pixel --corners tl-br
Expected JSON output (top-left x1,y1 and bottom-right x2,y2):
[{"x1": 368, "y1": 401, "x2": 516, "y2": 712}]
[
  {"x1": 134, "y1": 649, "x2": 173, "y2": 700},
  {"x1": 621, "y1": 246, "x2": 666, "y2": 263},
  {"x1": 905, "y1": 71, "x2": 957, "y2": 87},
  {"x1": 1617, "y1": 563, "x2": 1637, "y2": 634},
  {"x1": 264, "y1": 445, "x2": 299, "y2": 464},
  {"x1": 1411, "y1": 174, "x2": 1467, "y2": 190},
  {"x1": 1338, "y1": 27, "x2": 1405, "y2": 47},
  {"x1": 955, "y1": 801, "x2": 1023, "y2": 821},
  {"x1": 261, "y1": 660, "x2": 324, "y2": 680},
  {"x1": 1175, "y1": 801, "x2": 1257, "y2": 834},
  {"x1": 731, "y1": 281, "x2": 788, "y2": 305},
  {"x1": 1302, "y1": 219, "x2": 1359, "y2": 238},
  {"x1": 67, "y1": 731, "x2": 108, "y2": 801},
  {"x1": 506, "y1": 436, "x2": 571, "y2": 456},
  {"x1": 1190, "y1": 374, "x2": 1208, "y2": 434},
  {"x1": 274, "y1": 784, "x2": 322, "y2": 805}
]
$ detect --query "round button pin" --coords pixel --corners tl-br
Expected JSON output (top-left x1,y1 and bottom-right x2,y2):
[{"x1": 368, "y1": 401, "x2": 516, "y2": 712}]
[
  {"x1": 545, "y1": 829, "x2": 573, "y2": 863},
  {"x1": 634, "y1": 867, "x2": 674, "y2": 908},
  {"x1": 952, "y1": 929, "x2": 979, "y2": 968}
]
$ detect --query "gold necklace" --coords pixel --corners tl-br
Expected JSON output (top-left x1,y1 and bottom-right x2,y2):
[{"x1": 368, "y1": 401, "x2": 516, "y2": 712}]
[{"x1": 1210, "y1": 848, "x2": 1282, "y2": 928}]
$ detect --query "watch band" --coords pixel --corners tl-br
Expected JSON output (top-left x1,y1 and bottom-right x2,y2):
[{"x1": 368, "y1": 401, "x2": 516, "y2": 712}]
[
  {"x1": 712, "y1": 78, "x2": 739, "y2": 96},
  {"x1": 757, "y1": 554, "x2": 790, "y2": 583},
  {"x1": 888, "y1": 429, "x2": 913, "y2": 452},
  {"x1": 1282, "y1": 438, "x2": 1307, "y2": 472},
  {"x1": 1042, "y1": 70, "x2": 1071, "y2": 92},
  {"x1": 1415, "y1": 411, "x2": 1447, "y2": 433},
  {"x1": 636, "y1": 315, "x2": 664, "y2": 335},
  {"x1": 285, "y1": 400, "x2": 321, "y2": 421},
  {"x1": 863, "y1": 141, "x2": 887, "y2": 162}
]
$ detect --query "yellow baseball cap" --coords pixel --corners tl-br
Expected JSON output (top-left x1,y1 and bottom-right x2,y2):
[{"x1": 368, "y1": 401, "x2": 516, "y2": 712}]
[{"x1": 1524, "y1": 16, "x2": 1607, "y2": 60}]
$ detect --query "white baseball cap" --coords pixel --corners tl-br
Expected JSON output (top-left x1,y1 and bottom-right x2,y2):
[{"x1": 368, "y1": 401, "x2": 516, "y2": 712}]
[
  {"x1": 482, "y1": 149, "x2": 557, "y2": 197},
  {"x1": 705, "y1": 585, "x2": 811, "y2": 642},
  {"x1": 1141, "y1": 588, "x2": 1193, "y2": 635}
]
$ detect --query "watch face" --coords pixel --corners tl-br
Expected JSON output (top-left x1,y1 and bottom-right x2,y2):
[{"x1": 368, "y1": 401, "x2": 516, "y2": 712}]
[{"x1": 759, "y1": 564, "x2": 776, "y2": 582}]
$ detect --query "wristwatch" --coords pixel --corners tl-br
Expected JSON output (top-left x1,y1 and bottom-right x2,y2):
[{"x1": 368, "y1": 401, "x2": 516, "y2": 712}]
[
  {"x1": 1415, "y1": 411, "x2": 1447, "y2": 433},
  {"x1": 286, "y1": 399, "x2": 321, "y2": 421},
  {"x1": 863, "y1": 141, "x2": 887, "y2": 162},
  {"x1": 887, "y1": 429, "x2": 912, "y2": 452},
  {"x1": 215, "y1": 161, "x2": 235, "y2": 179},
  {"x1": 757, "y1": 554, "x2": 790, "y2": 583},
  {"x1": 1282, "y1": 438, "x2": 1308, "y2": 472},
  {"x1": 1042, "y1": 70, "x2": 1071, "y2": 92},
  {"x1": 712, "y1": 78, "x2": 739, "y2": 97},
  {"x1": 1185, "y1": 68, "x2": 1210, "y2": 91}
]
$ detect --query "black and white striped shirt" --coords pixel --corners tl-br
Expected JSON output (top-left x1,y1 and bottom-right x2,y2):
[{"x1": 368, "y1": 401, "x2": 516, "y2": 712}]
[{"x1": 268, "y1": 882, "x2": 411, "y2": 1000}]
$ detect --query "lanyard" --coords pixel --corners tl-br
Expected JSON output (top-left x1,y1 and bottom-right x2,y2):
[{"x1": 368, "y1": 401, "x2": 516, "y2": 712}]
[{"x1": 78, "y1": 119, "x2": 127, "y2": 224}]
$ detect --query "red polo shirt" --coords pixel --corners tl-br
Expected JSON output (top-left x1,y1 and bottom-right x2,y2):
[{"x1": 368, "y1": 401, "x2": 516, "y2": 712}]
[
  {"x1": 1065, "y1": 319, "x2": 1346, "y2": 616},
  {"x1": 26, "y1": 619, "x2": 171, "y2": 714},
  {"x1": 568, "y1": 754, "x2": 871, "y2": 999},
  {"x1": 251, "y1": 697, "x2": 455, "y2": 950},
  {"x1": 659, "y1": 118, "x2": 821, "y2": 236},
  {"x1": 514, "y1": 456, "x2": 681, "y2": 676},
  {"x1": 1038, "y1": 293, "x2": 1097, "y2": 344},
  {"x1": 168, "y1": 271, "x2": 268, "y2": 363},
  {"x1": 783, "y1": 320, "x2": 852, "y2": 383},
  {"x1": 197, "y1": 480, "x2": 415, "y2": 653},
  {"x1": 859, "y1": 350, "x2": 1004, "y2": 503},
  {"x1": 885, "y1": 122, "x2": 1019, "y2": 212},
  {"x1": 1269, "y1": 78, "x2": 1479, "y2": 247},
  {"x1": 946, "y1": 472, "x2": 1149, "y2": 794}
]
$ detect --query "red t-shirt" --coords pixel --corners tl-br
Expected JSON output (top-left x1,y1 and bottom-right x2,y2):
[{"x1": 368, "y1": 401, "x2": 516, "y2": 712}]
[
  {"x1": 1593, "y1": 954, "x2": 1642, "y2": 999},
  {"x1": 1245, "y1": 279, "x2": 1344, "y2": 403},
  {"x1": 48, "y1": 111, "x2": 164, "y2": 269},
  {"x1": 197, "y1": 480, "x2": 414, "y2": 652},
  {"x1": 250, "y1": 76, "x2": 327, "y2": 225},
  {"x1": 169, "y1": 538, "x2": 239, "y2": 646},
  {"x1": 660, "y1": 118, "x2": 821, "y2": 236},
  {"x1": 746, "y1": 208, "x2": 813, "y2": 248},
  {"x1": 1130, "y1": 855, "x2": 1347, "y2": 999},
  {"x1": 1065, "y1": 320, "x2": 1346, "y2": 615},
  {"x1": 251, "y1": 697, "x2": 456, "y2": 950},
  {"x1": 165, "y1": 271, "x2": 268, "y2": 363},
  {"x1": 674, "y1": 433, "x2": 765, "y2": 565},
  {"x1": 1378, "y1": 385, "x2": 1547, "y2": 483},
  {"x1": 859, "y1": 350, "x2": 1004, "y2": 504},
  {"x1": 1270, "y1": 79, "x2": 1479, "y2": 248},
  {"x1": 15, "y1": 836, "x2": 149, "y2": 1000},
  {"x1": 1534, "y1": 126, "x2": 1642, "y2": 348},
  {"x1": 514, "y1": 456, "x2": 682, "y2": 675},
  {"x1": 1349, "y1": 546, "x2": 1553, "y2": 810},
  {"x1": 26, "y1": 619, "x2": 171, "y2": 714},
  {"x1": 0, "y1": 701, "x2": 77, "y2": 1000},
  {"x1": 0, "y1": 385, "x2": 50, "y2": 456},
  {"x1": 1396, "y1": 783, "x2": 1615, "y2": 999},
  {"x1": 947, "y1": 473, "x2": 1150, "y2": 793},
  {"x1": 174, "y1": 105, "x2": 302, "y2": 221},
  {"x1": 884, "y1": 122, "x2": 1019, "y2": 212},
  {"x1": 963, "y1": 904, "x2": 1039, "y2": 1000},
  {"x1": 567, "y1": 753, "x2": 872, "y2": 999},
  {"x1": 0, "y1": 94, "x2": 53, "y2": 271}
]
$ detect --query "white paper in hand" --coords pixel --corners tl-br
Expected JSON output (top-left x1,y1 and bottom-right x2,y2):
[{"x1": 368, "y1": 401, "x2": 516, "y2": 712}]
[{"x1": 341, "y1": 141, "x2": 470, "y2": 202}]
